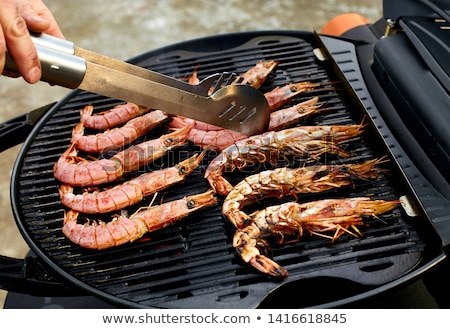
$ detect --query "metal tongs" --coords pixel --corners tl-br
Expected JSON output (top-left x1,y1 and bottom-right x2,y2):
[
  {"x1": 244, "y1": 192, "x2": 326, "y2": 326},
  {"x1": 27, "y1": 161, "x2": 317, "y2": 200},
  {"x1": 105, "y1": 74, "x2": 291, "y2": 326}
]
[{"x1": 4, "y1": 33, "x2": 270, "y2": 135}]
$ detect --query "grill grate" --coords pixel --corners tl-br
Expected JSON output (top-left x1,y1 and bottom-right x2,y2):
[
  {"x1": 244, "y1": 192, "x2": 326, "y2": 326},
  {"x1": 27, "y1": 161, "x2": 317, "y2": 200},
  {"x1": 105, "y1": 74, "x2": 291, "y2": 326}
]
[{"x1": 13, "y1": 32, "x2": 429, "y2": 308}]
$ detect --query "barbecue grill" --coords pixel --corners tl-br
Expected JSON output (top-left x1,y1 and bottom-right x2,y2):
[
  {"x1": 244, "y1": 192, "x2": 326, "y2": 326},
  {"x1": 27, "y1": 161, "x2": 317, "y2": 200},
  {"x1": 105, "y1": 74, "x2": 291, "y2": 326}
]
[{"x1": 1, "y1": 0, "x2": 450, "y2": 308}]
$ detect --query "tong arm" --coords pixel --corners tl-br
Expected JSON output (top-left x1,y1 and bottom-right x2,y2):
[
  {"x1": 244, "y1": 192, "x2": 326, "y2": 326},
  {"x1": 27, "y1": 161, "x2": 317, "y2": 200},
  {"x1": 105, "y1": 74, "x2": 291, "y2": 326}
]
[
  {"x1": 4, "y1": 33, "x2": 270, "y2": 135},
  {"x1": 10, "y1": 33, "x2": 224, "y2": 96}
]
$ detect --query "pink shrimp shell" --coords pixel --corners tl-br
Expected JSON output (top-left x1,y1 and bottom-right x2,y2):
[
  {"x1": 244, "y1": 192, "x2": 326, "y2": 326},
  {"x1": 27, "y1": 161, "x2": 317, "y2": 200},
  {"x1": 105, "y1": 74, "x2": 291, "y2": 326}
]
[
  {"x1": 71, "y1": 110, "x2": 168, "y2": 153},
  {"x1": 80, "y1": 103, "x2": 151, "y2": 130}
]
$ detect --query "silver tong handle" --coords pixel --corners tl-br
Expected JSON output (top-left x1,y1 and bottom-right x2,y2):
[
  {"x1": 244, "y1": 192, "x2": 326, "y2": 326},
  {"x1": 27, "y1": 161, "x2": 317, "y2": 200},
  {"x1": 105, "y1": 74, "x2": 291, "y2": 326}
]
[{"x1": 4, "y1": 40, "x2": 86, "y2": 89}]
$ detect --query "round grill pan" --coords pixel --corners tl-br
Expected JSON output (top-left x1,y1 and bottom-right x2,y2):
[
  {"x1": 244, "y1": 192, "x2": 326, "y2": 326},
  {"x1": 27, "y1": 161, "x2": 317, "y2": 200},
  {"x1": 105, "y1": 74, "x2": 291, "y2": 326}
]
[{"x1": 7, "y1": 31, "x2": 445, "y2": 308}]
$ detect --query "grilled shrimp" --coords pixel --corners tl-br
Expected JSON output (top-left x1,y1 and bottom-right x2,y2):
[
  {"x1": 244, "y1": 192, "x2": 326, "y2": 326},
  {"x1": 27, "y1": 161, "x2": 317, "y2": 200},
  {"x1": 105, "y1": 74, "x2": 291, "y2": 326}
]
[
  {"x1": 204, "y1": 124, "x2": 364, "y2": 195},
  {"x1": 111, "y1": 124, "x2": 190, "y2": 174},
  {"x1": 223, "y1": 159, "x2": 385, "y2": 228},
  {"x1": 181, "y1": 60, "x2": 276, "y2": 99},
  {"x1": 53, "y1": 143, "x2": 123, "y2": 187},
  {"x1": 268, "y1": 96, "x2": 330, "y2": 131},
  {"x1": 59, "y1": 150, "x2": 207, "y2": 214},
  {"x1": 80, "y1": 103, "x2": 151, "y2": 130},
  {"x1": 239, "y1": 60, "x2": 278, "y2": 88},
  {"x1": 170, "y1": 96, "x2": 327, "y2": 151},
  {"x1": 170, "y1": 116, "x2": 224, "y2": 132},
  {"x1": 62, "y1": 190, "x2": 217, "y2": 249},
  {"x1": 54, "y1": 124, "x2": 190, "y2": 186},
  {"x1": 129, "y1": 189, "x2": 217, "y2": 234},
  {"x1": 170, "y1": 117, "x2": 248, "y2": 152},
  {"x1": 63, "y1": 209, "x2": 147, "y2": 250},
  {"x1": 234, "y1": 197, "x2": 400, "y2": 277},
  {"x1": 188, "y1": 60, "x2": 277, "y2": 89},
  {"x1": 180, "y1": 127, "x2": 248, "y2": 153},
  {"x1": 71, "y1": 110, "x2": 168, "y2": 153},
  {"x1": 170, "y1": 63, "x2": 323, "y2": 153},
  {"x1": 167, "y1": 61, "x2": 278, "y2": 150},
  {"x1": 264, "y1": 81, "x2": 321, "y2": 111},
  {"x1": 187, "y1": 67, "x2": 200, "y2": 84}
]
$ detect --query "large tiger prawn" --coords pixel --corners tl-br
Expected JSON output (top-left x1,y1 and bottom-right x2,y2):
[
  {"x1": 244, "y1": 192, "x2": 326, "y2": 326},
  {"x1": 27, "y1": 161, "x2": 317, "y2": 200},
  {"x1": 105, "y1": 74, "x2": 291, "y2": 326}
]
[
  {"x1": 234, "y1": 197, "x2": 400, "y2": 278},
  {"x1": 170, "y1": 96, "x2": 326, "y2": 151},
  {"x1": 54, "y1": 124, "x2": 191, "y2": 186},
  {"x1": 71, "y1": 110, "x2": 168, "y2": 153},
  {"x1": 204, "y1": 124, "x2": 365, "y2": 196},
  {"x1": 222, "y1": 158, "x2": 386, "y2": 228},
  {"x1": 62, "y1": 190, "x2": 217, "y2": 250},
  {"x1": 59, "y1": 149, "x2": 207, "y2": 214},
  {"x1": 80, "y1": 102, "x2": 151, "y2": 130}
]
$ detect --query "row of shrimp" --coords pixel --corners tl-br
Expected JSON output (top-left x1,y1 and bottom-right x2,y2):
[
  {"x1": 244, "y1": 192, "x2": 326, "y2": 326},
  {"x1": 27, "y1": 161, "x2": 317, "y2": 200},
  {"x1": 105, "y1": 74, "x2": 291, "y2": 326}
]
[
  {"x1": 58, "y1": 128, "x2": 220, "y2": 247},
  {"x1": 52, "y1": 59, "x2": 402, "y2": 282},
  {"x1": 220, "y1": 157, "x2": 401, "y2": 278},
  {"x1": 53, "y1": 95, "x2": 217, "y2": 249},
  {"x1": 192, "y1": 97, "x2": 399, "y2": 278},
  {"x1": 54, "y1": 60, "x2": 331, "y2": 250},
  {"x1": 169, "y1": 60, "x2": 336, "y2": 152},
  {"x1": 54, "y1": 60, "x2": 287, "y2": 188},
  {"x1": 174, "y1": 63, "x2": 403, "y2": 278},
  {"x1": 62, "y1": 189, "x2": 218, "y2": 250},
  {"x1": 204, "y1": 123, "x2": 365, "y2": 195},
  {"x1": 233, "y1": 196, "x2": 400, "y2": 278}
]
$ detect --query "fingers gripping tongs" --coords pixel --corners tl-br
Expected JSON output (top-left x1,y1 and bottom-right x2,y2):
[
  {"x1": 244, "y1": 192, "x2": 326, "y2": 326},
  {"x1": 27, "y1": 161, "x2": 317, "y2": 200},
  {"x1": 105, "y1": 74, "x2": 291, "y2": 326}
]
[{"x1": 5, "y1": 33, "x2": 270, "y2": 135}]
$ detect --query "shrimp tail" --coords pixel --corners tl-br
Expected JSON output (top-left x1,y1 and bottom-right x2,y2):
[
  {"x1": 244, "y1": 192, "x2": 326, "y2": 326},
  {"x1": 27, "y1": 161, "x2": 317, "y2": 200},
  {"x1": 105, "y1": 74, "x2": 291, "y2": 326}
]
[
  {"x1": 234, "y1": 225, "x2": 288, "y2": 278},
  {"x1": 250, "y1": 254, "x2": 289, "y2": 278}
]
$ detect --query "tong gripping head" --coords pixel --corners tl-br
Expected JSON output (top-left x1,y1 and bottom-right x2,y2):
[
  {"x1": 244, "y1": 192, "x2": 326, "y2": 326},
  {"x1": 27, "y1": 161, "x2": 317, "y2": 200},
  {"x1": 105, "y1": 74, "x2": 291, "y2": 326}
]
[
  {"x1": 194, "y1": 72, "x2": 238, "y2": 96},
  {"x1": 208, "y1": 84, "x2": 270, "y2": 136}
]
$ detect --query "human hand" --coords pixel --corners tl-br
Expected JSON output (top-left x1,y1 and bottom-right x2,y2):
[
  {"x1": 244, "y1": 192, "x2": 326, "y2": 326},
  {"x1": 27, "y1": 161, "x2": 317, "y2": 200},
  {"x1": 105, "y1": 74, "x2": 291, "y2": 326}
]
[{"x1": 0, "y1": 0, "x2": 63, "y2": 83}]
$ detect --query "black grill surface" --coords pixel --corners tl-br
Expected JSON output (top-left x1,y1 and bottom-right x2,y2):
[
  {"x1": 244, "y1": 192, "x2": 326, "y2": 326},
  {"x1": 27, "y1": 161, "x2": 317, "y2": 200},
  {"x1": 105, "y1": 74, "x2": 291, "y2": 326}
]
[{"x1": 11, "y1": 31, "x2": 439, "y2": 308}]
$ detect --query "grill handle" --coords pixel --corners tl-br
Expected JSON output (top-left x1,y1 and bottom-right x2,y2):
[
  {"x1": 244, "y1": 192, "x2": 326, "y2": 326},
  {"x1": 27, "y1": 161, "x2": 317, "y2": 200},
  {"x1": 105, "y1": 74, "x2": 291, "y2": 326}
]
[
  {"x1": 0, "y1": 102, "x2": 56, "y2": 153},
  {"x1": 0, "y1": 254, "x2": 81, "y2": 296},
  {"x1": 0, "y1": 104, "x2": 83, "y2": 296}
]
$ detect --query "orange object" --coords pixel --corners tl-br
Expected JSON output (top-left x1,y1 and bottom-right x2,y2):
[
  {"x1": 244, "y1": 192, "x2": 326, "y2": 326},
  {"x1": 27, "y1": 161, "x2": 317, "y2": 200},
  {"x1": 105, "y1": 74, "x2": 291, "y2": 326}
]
[{"x1": 321, "y1": 13, "x2": 370, "y2": 36}]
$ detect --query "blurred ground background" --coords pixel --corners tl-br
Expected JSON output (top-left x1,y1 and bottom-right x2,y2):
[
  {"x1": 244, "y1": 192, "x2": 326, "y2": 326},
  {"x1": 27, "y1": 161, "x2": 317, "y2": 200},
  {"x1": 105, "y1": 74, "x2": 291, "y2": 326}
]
[{"x1": 0, "y1": 0, "x2": 382, "y2": 307}]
